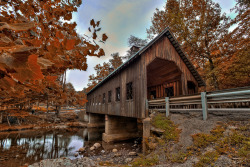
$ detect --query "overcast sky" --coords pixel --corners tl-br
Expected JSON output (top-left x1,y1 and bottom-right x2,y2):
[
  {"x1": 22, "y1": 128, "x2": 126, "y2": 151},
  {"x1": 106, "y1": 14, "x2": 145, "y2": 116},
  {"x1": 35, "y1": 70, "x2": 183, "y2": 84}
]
[{"x1": 66, "y1": 0, "x2": 237, "y2": 91}]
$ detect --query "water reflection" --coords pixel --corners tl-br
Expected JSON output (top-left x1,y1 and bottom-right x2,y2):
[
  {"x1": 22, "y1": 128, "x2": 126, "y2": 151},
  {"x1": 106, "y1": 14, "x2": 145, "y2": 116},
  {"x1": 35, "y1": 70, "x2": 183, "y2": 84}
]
[{"x1": 0, "y1": 128, "x2": 104, "y2": 167}]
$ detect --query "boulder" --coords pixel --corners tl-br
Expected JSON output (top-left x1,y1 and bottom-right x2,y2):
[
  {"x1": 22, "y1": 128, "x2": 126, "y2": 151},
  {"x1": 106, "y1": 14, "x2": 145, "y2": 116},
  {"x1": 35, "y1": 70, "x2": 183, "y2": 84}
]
[
  {"x1": 128, "y1": 152, "x2": 137, "y2": 156},
  {"x1": 90, "y1": 146, "x2": 95, "y2": 151},
  {"x1": 125, "y1": 158, "x2": 133, "y2": 163},
  {"x1": 78, "y1": 147, "x2": 85, "y2": 152},
  {"x1": 112, "y1": 148, "x2": 118, "y2": 153},
  {"x1": 150, "y1": 126, "x2": 165, "y2": 135},
  {"x1": 93, "y1": 143, "x2": 101, "y2": 149}
]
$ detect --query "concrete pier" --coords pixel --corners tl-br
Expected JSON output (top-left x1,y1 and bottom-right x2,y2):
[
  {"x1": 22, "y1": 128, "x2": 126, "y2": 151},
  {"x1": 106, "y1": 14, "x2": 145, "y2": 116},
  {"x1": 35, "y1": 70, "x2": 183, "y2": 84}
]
[
  {"x1": 87, "y1": 113, "x2": 105, "y2": 128},
  {"x1": 103, "y1": 115, "x2": 139, "y2": 143},
  {"x1": 143, "y1": 117, "x2": 151, "y2": 154}
]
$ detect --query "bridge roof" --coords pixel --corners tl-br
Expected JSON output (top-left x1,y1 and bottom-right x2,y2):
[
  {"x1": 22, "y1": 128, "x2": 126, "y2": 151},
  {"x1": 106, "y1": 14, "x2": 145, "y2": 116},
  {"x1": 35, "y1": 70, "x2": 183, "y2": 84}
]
[{"x1": 87, "y1": 27, "x2": 205, "y2": 95}]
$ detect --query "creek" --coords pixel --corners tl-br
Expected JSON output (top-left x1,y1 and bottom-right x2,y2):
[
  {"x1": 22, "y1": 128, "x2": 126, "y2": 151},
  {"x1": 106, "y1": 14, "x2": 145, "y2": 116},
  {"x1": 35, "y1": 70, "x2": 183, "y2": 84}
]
[{"x1": 0, "y1": 128, "x2": 105, "y2": 167}]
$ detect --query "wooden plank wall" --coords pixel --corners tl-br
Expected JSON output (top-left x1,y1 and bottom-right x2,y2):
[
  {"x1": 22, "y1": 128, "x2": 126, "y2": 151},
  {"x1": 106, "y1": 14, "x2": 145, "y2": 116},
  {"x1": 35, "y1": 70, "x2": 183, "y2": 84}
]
[{"x1": 87, "y1": 58, "x2": 144, "y2": 118}]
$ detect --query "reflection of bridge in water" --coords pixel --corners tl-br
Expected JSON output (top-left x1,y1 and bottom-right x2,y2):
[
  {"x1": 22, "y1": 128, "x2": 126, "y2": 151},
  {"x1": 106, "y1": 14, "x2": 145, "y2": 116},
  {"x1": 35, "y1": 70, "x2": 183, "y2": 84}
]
[{"x1": 0, "y1": 128, "x2": 104, "y2": 167}]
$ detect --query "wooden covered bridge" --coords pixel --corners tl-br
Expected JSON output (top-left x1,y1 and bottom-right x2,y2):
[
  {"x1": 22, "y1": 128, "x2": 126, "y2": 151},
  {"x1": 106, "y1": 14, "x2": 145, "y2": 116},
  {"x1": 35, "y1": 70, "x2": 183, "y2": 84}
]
[{"x1": 86, "y1": 27, "x2": 205, "y2": 142}]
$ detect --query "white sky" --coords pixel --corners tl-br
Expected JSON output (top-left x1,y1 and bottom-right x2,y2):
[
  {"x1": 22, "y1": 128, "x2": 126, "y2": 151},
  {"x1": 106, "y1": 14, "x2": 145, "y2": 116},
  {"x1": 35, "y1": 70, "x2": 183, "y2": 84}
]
[{"x1": 66, "y1": 0, "x2": 237, "y2": 91}]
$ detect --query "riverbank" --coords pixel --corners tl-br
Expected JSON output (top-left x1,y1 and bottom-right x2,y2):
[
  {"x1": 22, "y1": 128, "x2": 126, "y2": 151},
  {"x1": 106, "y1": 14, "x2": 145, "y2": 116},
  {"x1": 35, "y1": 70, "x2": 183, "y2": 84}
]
[
  {"x1": 0, "y1": 109, "x2": 87, "y2": 132},
  {"x1": 127, "y1": 112, "x2": 249, "y2": 167}
]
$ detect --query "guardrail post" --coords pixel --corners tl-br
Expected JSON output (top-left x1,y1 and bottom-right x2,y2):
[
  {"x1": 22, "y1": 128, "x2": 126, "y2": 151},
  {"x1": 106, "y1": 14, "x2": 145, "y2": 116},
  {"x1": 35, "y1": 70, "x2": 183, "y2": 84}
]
[
  {"x1": 165, "y1": 97, "x2": 169, "y2": 117},
  {"x1": 201, "y1": 92, "x2": 208, "y2": 120},
  {"x1": 145, "y1": 99, "x2": 149, "y2": 117}
]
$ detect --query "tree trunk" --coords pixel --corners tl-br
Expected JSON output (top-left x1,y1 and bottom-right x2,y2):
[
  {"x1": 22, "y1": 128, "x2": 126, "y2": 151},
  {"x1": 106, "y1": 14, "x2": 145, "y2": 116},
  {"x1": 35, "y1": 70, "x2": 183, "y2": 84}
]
[{"x1": 208, "y1": 58, "x2": 219, "y2": 90}]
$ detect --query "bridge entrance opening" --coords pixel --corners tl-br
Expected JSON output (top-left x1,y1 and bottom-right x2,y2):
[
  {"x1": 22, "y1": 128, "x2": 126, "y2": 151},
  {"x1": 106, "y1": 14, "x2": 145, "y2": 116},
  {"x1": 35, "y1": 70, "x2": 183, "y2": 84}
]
[{"x1": 147, "y1": 58, "x2": 182, "y2": 100}]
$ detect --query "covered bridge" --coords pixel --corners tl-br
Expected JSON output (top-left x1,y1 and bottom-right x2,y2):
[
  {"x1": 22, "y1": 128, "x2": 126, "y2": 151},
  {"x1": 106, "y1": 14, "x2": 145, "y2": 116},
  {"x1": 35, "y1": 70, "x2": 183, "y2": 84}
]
[{"x1": 86, "y1": 27, "x2": 205, "y2": 142}]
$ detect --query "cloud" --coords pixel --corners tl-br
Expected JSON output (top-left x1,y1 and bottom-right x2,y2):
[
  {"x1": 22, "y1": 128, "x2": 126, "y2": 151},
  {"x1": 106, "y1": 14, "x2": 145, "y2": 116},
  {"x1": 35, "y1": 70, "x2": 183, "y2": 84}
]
[{"x1": 67, "y1": 0, "x2": 166, "y2": 90}]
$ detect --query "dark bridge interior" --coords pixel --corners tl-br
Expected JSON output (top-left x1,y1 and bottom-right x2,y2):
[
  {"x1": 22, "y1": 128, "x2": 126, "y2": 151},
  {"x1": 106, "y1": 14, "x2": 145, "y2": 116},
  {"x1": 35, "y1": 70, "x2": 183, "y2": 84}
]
[{"x1": 147, "y1": 58, "x2": 182, "y2": 99}]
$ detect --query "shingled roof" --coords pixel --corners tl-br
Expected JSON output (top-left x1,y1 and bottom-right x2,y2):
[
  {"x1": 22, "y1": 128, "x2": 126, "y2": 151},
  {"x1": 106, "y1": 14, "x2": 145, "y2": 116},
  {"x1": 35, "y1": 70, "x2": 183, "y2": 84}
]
[{"x1": 87, "y1": 27, "x2": 205, "y2": 95}]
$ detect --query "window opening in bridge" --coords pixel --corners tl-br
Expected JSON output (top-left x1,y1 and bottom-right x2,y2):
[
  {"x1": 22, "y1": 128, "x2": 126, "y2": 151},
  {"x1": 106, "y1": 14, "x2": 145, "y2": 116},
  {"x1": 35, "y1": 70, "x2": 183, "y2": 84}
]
[
  {"x1": 103, "y1": 93, "x2": 106, "y2": 104},
  {"x1": 116, "y1": 87, "x2": 120, "y2": 101},
  {"x1": 188, "y1": 81, "x2": 196, "y2": 95},
  {"x1": 165, "y1": 87, "x2": 174, "y2": 97},
  {"x1": 126, "y1": 82, "x2": 133, "y2": 100},
  {"x1": 108, "y1": 91, "x2": 112, "y2": 102},
  {"x1": 99, "y1": 95, "x2": 101, "y2": 105},
  {"x1": 150, "y1": 90, "x2": 156, "y2": 99}
]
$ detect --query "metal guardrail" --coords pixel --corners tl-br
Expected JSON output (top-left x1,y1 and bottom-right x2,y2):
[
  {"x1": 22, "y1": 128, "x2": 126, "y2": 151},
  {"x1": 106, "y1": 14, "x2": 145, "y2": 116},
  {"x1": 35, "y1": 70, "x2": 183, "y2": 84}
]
[{"x1": 147, "y1": 87, "x2": 250, "y2": 120}]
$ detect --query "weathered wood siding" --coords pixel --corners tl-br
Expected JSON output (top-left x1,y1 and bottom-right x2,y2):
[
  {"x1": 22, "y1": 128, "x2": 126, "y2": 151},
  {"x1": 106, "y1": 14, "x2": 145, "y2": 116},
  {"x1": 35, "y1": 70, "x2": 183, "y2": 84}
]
[
  {"x1": 87, "y1": 58, "x2": 145, "y2": 118},
  {"x1": 87, "y1": 35, "x2": 198, "y2": 119}
]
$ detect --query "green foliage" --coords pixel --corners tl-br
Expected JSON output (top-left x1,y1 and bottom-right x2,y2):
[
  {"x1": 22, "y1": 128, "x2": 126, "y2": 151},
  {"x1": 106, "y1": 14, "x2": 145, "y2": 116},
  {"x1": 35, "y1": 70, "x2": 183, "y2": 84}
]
[
  {"x1": 194, "y1": 151, "x2": 219, "y2": 167},
  {"x1": 169, "y1": 152, "x2": 188, "y2": 163},
  {"x1": 131, "y1": 154, "x2": 159, "y2": 167},
  {"x1": 191, "y1": 126, "x2": 225, "y2": 149},
  {"x1": 152, "y1": 114, "x2": 180, "y2": 142}
]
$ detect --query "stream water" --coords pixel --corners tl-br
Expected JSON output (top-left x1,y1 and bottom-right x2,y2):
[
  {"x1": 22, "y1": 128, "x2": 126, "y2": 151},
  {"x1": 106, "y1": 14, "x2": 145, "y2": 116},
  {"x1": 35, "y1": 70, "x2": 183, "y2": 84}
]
[{"x1": 0, "y1": 128, "x2": 105, "y2": 167}]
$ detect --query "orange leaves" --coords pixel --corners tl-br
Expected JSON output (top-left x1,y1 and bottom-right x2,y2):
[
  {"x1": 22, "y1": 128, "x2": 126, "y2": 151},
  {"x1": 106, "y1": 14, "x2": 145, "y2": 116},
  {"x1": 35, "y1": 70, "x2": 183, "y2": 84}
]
[
  {"x1": 90, "y1": 19, "x2": 95, "y2": 28},
  {"x1": 56, "y1": 31, "x2": 64, "y2": 39},
  {"x1": 0, "y1": 0, "x2": 109, "y2": 108},
  {"x1": 98, "y1": 48, "x2": 105, "y2": 57},
  {"x1": 27, "y1": 54, "x2": 44, "y2": 80},
  {"x1": 65, "y1": 39, "x2": 76, "y2": 50},
  {"x1": 78, "y1": 98, "x2": 88, "y2": 106},
  {"x1": 25, "y1": 39, "x2": 43, "y2": 47},
  {"x1": 0, "y1": 76, "x2": 16, "y2": 90},
  {"x1": 102, "y1": 33, "x2": 108, "y2": 42},
  {"x1": 0, "y1": 22, "x2": 34, "y2": 32},
  {"x1": 46, "y1": 76, "x2": 58, "y2": 82}
]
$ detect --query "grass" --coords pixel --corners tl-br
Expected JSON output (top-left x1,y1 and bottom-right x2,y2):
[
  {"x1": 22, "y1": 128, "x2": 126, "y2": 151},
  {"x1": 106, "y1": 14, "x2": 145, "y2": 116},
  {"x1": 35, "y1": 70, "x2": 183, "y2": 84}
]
[
  {"x1": 188, "y1": 125, "x2": 225, "y2": 151},
  {"x1": 131, "y1": 154, "x2": 159, "y2": 167},
  {"x1": 189, "y1": 122, "x2": 250, "y2": 166},
  {"x1": 168, "y1": 152, "x2": 188, "y2": 163},
  {"x1": 151, "y1": 114, "x2": 180, "y2": 143},
  {"x1": 194, "y1": 151, "x2": 219, "y2": 167}
]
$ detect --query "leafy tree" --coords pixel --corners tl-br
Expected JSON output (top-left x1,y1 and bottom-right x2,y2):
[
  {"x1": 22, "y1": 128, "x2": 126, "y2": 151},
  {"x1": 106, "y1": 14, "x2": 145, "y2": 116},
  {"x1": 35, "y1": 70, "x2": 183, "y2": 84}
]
[
  {"x1": 0, "y1": 0, "x2": 107, "y2": 111},
  {"x1": 123, "y1": 35, "x2": 148, "y2": 60},
  {"x1": 217, "y1": 0, "x2": 250, "y2": 88},
  {"x1": 86, "y1": 53, "x2": 123, "y2": 92},
  {"x1": 127, "y1": 35, "x2": 148, "y2": 47},
  {"x1": 147, "y1": 0, "x2": 231, "y2": 90},
  {"x1": 109, "y1": 52, "x2": 123, "y2": 69}
]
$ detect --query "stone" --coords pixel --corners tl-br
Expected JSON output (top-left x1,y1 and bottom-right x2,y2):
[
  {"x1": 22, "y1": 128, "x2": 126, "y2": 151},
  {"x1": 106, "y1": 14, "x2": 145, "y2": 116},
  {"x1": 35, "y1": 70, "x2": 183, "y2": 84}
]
[
  {"x1": 90, "y1": 146, "x2": 95, "y2": 151},
  {"x1": 78, "y1": 147, "x2": 85, "y2": 152},
  {"x1": 93, "y1": 143, "x2": 101, "y2": 149},
  {"x1": 125, "y1": 158, "x2": 133, "y2": 163},
  {"x1": 133, "y1": 144, "x2": 137, "y2": 147},
  {"x1": 151, "y1": 126, "x2": 165, "y2": 135},
  {"x1": 74, "y1": 153, "x2": 78, "y2": 157},
  {"x1": 97, "y1": 158, "x2": 101, "y2": 161},
  {"x1": 112, "y1": 148, "x2": 118, "y2": 153},
  {"x1": 114, "y1": 153, "x2": 122, "y2": 157},
  {"x1": 128, "y1": 152, "x2": 137, "y2": 156},
  {"x1": 101, "y1": 150, "x2": 105, "y2": 154}
]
